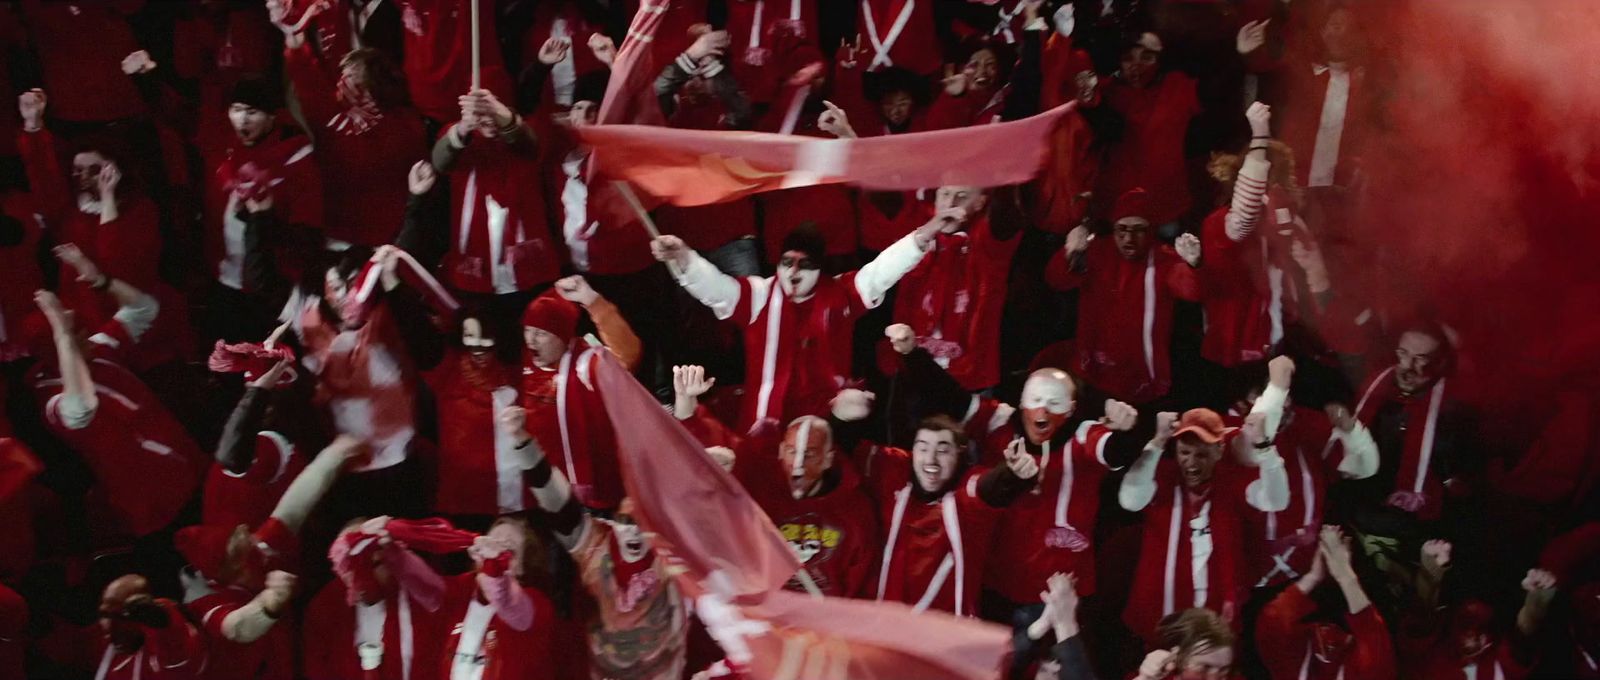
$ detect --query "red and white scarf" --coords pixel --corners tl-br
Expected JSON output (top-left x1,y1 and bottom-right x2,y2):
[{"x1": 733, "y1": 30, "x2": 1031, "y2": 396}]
[{"x1": 1347, "y1": 365, "x2": 1448, "y2": 519}]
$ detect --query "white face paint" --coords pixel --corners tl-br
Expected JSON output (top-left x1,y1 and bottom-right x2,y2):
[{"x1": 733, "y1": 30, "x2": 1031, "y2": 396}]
[
  {"x1": 612, "y1": 519, "x2": 648, "y2": 563},
  {"x1": 1020, "y1": 373, "x2": 1075, "y2": 443},
  {"x1": 777, "y1": 250, "x2": 821, "y2": 300}
]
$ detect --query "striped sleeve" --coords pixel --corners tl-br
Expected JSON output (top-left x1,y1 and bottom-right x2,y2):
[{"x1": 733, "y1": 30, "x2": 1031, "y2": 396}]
[{"x1": 1224, "y1": 154, "x2": 1271, "y2": 242}]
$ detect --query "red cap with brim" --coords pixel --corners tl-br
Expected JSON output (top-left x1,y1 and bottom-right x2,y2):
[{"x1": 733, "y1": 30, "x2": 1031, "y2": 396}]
[{"x1": 1173, "y1": 408, "x2": 1236, "y2": 444}]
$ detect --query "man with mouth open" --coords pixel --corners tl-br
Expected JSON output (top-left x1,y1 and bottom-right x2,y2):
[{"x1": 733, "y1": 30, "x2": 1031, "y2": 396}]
[
  {"x1": 1119, "y1": 400, "x2": 1291, "y2": 643},
  {"x1": 507, "y1": 406, "x2": 686, "y2": 680},
  {"x1": 651, "y1": 214, "x2": 937, "y2": 431},
  {"x1": 867, "y1": 414, "x2": 1040, "y2": 617},
  {"x1": 671, "y1": 365, "x2": 879, "y2": 598}
]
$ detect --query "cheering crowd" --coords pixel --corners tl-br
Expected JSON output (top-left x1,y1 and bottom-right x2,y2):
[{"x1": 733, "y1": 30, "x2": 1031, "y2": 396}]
[{"x1": 0, "y1": 0, "x2": 1595, "y2": 679}]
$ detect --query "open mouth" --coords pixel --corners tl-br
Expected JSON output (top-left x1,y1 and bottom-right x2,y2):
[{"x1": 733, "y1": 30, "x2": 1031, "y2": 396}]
[{"x1": 624, "y1": 539, "x2": 644, "y2": 553}]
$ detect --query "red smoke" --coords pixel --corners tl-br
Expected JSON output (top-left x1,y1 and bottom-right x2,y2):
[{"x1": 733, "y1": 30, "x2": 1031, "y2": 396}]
[{"x1": 1354, "y1": 1, "x2": 1600, "y2": 415}]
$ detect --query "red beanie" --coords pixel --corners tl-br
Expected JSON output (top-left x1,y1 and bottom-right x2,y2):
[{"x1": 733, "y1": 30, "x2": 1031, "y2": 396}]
[
  {"x1": 175, "y1": 525, "x2": 235, "y2": 579},
  {"x1": 522, "y1": 291, "x2": 580, "y2": 344},
  {"x1": 1111, "y1": 188, "x2": 1151, "y2": 223}
]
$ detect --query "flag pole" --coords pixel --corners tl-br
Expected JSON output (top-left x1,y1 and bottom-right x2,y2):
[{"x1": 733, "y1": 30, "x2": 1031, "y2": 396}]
[
  {"x1": 470, "y1": 0, "x2": 481, "y2": 90},
  {"x1": 613, "y1": 180, "x2": 682, "y2": 277}
]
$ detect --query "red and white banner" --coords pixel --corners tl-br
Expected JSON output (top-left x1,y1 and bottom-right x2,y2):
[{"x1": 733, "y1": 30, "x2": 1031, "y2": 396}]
[
  {"x1": 592, "y1": 353, "x2": 1011, "y2": 680},
  {"x1": 578, "y1": 102, "x2": 1077, "y2": 207}
]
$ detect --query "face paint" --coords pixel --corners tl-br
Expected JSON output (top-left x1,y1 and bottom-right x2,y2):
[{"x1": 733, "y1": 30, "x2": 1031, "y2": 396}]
[
  {"x1": 612, "y1": 517, "x2": 648, "y2": 563},
  {"x1": 780, "y1": 418, "x2": 831, "y2": 499},
  {"x1": 1020, "y1": 373, "x2": 1074, "y2": 443},
  {"x1": 777, "y1": 250, "x2": 822, "y2": 300}
]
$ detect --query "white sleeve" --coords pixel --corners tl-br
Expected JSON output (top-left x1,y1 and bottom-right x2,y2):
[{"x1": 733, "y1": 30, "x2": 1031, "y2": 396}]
[
  {"x1": 854, "y1": 230, "x2": 931, "y2": 308},
  {"x1": 1334, "y1": 422, "x2": 1379, "y2": 480},
  {"x1": 1118, "y1": 444, "x2": 1164, "y2": 511},
  {"x1": 51, "y1": 393, "x2": 97, "y2": 430},
  {"x1": 112, "y1": 291, "x2": 160, "y2": 342},
  {"x1": 1251, "y1": 383, "x2": 1289, "y2": 441},
  {"x1": 674, "y1": 251, "x2": 757, "y2": 322},
  {"x1": 1224, "y1": 155, "x2": 1270, "y2": 242},
  {"x1": 1245, "y1": 446, "x2": 1290, "y2": 512}
]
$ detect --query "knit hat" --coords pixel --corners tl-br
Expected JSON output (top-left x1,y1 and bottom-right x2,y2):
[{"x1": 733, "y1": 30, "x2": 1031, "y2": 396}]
[
  {"x1": 229, "y1": 76, "x2": 283, "y2": 112},
  {"x1": 1111, "y1": 188, "x2": 1151, "y2": 223},
  {"x1": 521, "y1": 290, "x2": 580, "y2": 344},
  {"x1": 1172, "y1": 408, "x2": 1235, "y2": 444},
  {"x1": 779, "y1": 222, "x2": 826, "y2": 264}
]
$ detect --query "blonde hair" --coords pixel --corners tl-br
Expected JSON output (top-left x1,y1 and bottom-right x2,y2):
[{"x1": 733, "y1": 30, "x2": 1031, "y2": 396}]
[
  {"x1": 1208, "y1": 140, "x2": 1303, "y2": 209},
  {"x1": 1156, "y1": 608, "x2": 1236, "y2": 667}
]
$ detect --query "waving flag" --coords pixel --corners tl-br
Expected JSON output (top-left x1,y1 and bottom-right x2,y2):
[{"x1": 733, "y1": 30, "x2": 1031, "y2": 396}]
[
  {"x1": 579, "y1": 102, "x2": 1077, "y2": 207},
  {"x1": 591, "y1": 353, "x2": 1012, "y2": 680}
]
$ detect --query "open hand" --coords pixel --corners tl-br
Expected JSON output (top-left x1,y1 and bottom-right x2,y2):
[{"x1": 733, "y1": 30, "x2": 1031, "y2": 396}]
[
  {"x1": 407, "y1": 160, "x2": 437, "y2": 196},
  {"x1": 538, "y1": 37, "x2": 572, "y2": 65},
  {"x1": 1236, "y1": 19, "x2": 1269, "y2": 55},
  {"x1": 588, "y1": 33, "x2": 617, "y2": 66},
  {"x1": 672, "y1": 365, "x2": 718, "y2": 399},
  {"x1": 1175, "y1": 233, "x2": 1201, "y2": 267}
]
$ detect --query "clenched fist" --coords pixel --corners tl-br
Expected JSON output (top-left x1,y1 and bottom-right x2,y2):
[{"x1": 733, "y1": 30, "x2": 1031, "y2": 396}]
[
  {"x1": 884, "y1": 323, "x2": 916, "y2": 355},
  {"x1": 1101, "y1": 399, "x2": 1138, "y2": 432}
]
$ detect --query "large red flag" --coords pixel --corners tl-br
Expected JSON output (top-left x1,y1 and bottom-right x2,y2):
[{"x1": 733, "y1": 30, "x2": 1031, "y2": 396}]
[
  {"x1": 578, "y1": 102, "x2": 1077, "y2": 207},
  {"x1": 591, "y1": 353, "x2": 1012, "y2": 679},
  {"x1": 592, "y1": 350, "x2": 801, "y2": 598},
  {"x1": 595, "y1": 0, "x2": 670, "y2": 128}
]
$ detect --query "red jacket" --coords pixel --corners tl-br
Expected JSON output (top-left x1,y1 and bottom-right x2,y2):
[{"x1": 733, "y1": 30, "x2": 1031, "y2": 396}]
[
  {"x1": 1123, "y1": 459, "x2": 1251, "y2": 643},
  {"x1": 285, "y1": 43, "x2": 428, "y2": 247},
  {"x1": 188, "y1": 586, "x2": 295, "y2": 680},
  {"x1": 867, "y1": 446, "x2": 1003, "y2": 617},
  {"x1": 396, "y1": 0, "x2": 515, "y2": 122},
  {"x1": 202, "y1": 126, "x2": 324, "y2": 289},
  {"x1": 201, "y1": 431, "x2": 305, "y2": 532},
  {"x1": 22, "y1": 0, "x2": 146, "y2": 123},
  {"x1": 1046, "y1": 238, "x2": 1200, "y2": 403},
  {"x1": 888, "y1": 217, "x2": 1019, "y2": 391},
  {"x1": 855, "y1": 0, "x2": 940, "y2": 76},
  {"x1": 1256, "y1": 586, "x2": 1395, "y2": 680},
  {"x1": 426, "y1": 351, "x2": 526, "y2": 515},
  {"x1": 1096, "y1": 73, "x2": 1201, "y2": 226},
  {"x1": 442, "y1": 131, "x2": 562, "y2": 294},
  {"x1": 302, "y1": 580, "x2": 445, "y2": 680}
]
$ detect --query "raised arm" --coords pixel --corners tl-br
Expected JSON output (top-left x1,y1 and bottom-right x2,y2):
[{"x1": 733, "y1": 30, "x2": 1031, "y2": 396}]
[
  {"x1": 1240, "y1": 412, "x2": 1290, "y2": 512},
  {"x1": 1225, "y1": 103, "x2": 1273, "y2": 242},
  {"x1": 215, "y1": 362, "x2": 288, "y2": 474},
  {"x1": 501, "y1": 406, "x2": 590, "y2": 553},
  {"x1": 555, "y1": 276, "x2": 641, "y2": 371},
  {"x1": 976, "y1": 439, "x2": 1041, "y2": 507},
  {"x1": 55, "y1": 243, "x2": 160, "y2": 346},
  {"x1": 653, "y1": 234, "x2": 749, "y2": 321},
  {"x1": 469, "y1": 536, "x2": 535, "y2": 631},
  {"x1": 394, "y1": 161, "x2": 451, "y2": 270},
  {"x1": 853, "y1": 217, "x2": 938, "y2": 308},
  {"x1": 217, "y1": 570, "x2": 295, "y2": 644},
  {"x1": 270, "y1": 435, "x2": 364, "y2": 534},
  {"x1": 1324, "y1": 402, "x2": 1379, "y2": 479},
  {"x1": 35, "y1": 290, "x2": 97, "y2": 426},
  {"x1": 1120, "y1": 412, "x2": 1176, "y2": 512}
]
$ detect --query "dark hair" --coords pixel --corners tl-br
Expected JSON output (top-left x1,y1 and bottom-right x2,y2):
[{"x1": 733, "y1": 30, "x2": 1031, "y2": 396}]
[
  {"x1": 863, "y1": 67, "x2": 932, "y2": 107},
  {"x1": 955, "y1": 36, "x2": 1017, "y2": 87},
  {"x1": 1396, "y1": 318, "x2": 1458, "y2": 376},
  {"x1": 779, "y1": 222, "x2": 827, "y2": 266},
  {"x1": 340, "y1": 48, "x2": 411, "y2": 110},
  {"x1": 489, "y1": 514, "x2": 550, "y2": 587},
  {"x1": 229, "y1": 75, "x2": 284, "y2": 112},
  {"x1": 916, "y1": 414, "x2": 970, "y2": 449}
]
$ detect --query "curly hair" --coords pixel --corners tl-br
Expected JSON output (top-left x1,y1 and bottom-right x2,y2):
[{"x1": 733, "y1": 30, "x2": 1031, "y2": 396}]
[{"x1": 1207, "y1": 139, "x2": 1303, "y2": 209}]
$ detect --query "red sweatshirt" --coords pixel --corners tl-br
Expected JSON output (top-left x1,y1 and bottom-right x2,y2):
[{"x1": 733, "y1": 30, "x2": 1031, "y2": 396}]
[
  {"x1": 91, "y1": 600, "x2": 207, "y2": 680},
  {"x1": 202, "y1": 126, "x2": 324, "y2": 290},
  {"x1": 867, "y1": 447, "x2": 1003, "y2": 617},
  {"x1": 888, "y1": 217, "x2": 1019, "y2": 391},
  {"x1": 855, "y1": 0, "x2": 940, "y2": 76},
  {"x1": 188, "y1": 584, "x2": 295, "y2": 680},
  {"x1": 1045, "y1": 238, "x2": 1201, "y2": 404},
  {"x1": 395, "y1": 0, "x2": 515, "y2": 122},
  {"x1": 1255, "y1": 586, "x2": 1395, "y2": 680},
  {"x1": 1096, "y1": 73, "x2": 1201, "y2": 227},
  {"x1": 285, "y1": 43, "x2": 428, "y2": 247},
  {"x1": 302, "y1": 580, "x2": 445, "y2": 680},
  {"x1": 442, "y1": 130, "x2": 562, "y2": 294},
  {"x1": 426, "y1": 351, "x2": 525, "y2": 516},
  {"x1": 435, "y1": 573, "x2": 559, "y2": 680},
  {"x1": 21, "y1": 0, "x2": 146, "y2": 123}
]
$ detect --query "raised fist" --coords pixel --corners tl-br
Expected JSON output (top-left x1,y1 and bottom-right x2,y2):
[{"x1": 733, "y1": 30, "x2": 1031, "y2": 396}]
[
  {"x1": 261, "y1": 571, "x2": 296, "y2": 613},
  {"x1": 1101, "y1": 399, "x2": 1138, "y2": 432},
  {"x1": 884, "y1": 323, "x2": 916, "y2": 355},
  {"x1": 1522, "y1": 568, "x2": 1557, "y2": 598},
  {"x1": 686, "y1": 29, "x2": 730, "y2": 63},
  {"x1": 1324, "y1": 402, "x2": 1356, "y2": 433},
  {"x1": 1421, "y1": 539, "x2": 1452, "y2": 575},
  {"x1": 1267, "y1": 355, "x2": 1295, "y2": 390},
  {"x1": 1246, "y1": 101, "x2": 1272, "y2": 138},
  {"x1": 1064, "y1": 225, "x2": 1090, "y2": 256},
  {"x1": 497, "y1": 406, "x2": 528, "y2": 438},
  {"x1": 587, "y1": 33, "x2": 617, "y2": 66},
  {"x1": 121, "y1": 50, "x2": 157, "y2": 75},
  {"x1": 19, "y1": 89, "x2": 46, "y2": 130},
  {"x1": 650, "y1": 235, "x2": 690, "y2": 266},
  {"x1": 830, "y1": 388, "x2": 875, "y2": 423},
  {"x1": 1152, "y1": 411, "x2": 1180, "y2": 448},
  {"x1": 554, "y1": 275, "x2": 600, "y2": 306}
]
